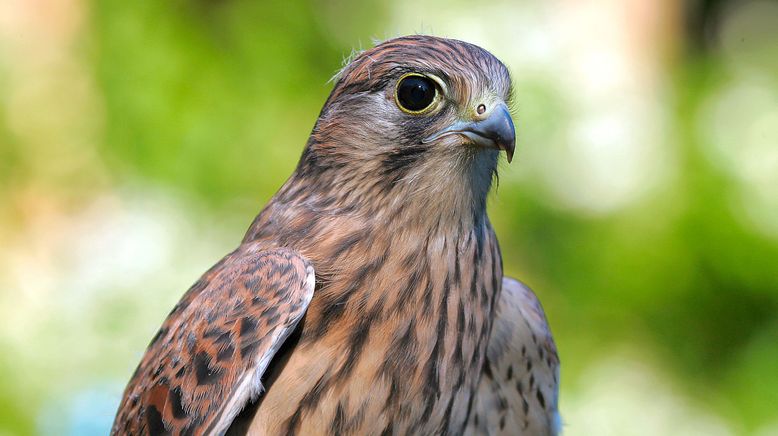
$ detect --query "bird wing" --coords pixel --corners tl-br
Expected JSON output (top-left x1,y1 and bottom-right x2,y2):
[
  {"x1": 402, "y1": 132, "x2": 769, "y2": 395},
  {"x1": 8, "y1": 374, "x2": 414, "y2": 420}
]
[
  {"x1": 466, "y1": 277, "x2": 561, "y2": 435},
  {"x1": 112, "y1": 246, "x2": 315, "y2": 436}
]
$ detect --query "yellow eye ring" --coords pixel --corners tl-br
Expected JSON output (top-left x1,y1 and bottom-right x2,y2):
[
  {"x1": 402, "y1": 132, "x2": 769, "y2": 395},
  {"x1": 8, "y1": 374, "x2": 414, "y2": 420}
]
[{"x1": 394, "y1": 73, "x2": 440, "y2": 115}]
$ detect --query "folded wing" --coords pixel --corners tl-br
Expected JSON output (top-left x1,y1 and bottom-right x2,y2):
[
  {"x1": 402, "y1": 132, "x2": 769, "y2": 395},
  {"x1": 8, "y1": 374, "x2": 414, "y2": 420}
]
[
  {"x1": 112, "y1": 246, "x2": 315, "y2": 436},
  {"x1": 466, "y1": 277, "x2": 561, "y2": 435}
]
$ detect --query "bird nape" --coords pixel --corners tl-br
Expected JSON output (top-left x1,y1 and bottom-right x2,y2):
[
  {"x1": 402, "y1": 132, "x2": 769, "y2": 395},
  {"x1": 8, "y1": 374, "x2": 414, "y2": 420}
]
[{"x1": 112, "y1": 35, "x2": 560, "y2": 436}]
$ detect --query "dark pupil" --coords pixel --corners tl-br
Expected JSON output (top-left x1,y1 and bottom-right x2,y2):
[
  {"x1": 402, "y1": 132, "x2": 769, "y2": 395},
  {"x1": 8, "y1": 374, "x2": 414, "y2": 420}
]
[{"x1": 397, "y1": 76, "x2": 435, "y2": 112}]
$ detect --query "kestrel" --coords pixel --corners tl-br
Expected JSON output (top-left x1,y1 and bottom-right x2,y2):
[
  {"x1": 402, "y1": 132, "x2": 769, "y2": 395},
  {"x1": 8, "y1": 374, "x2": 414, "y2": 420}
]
[{"x1": 113, "y1": 35, "x2": 560, "y2": 435}]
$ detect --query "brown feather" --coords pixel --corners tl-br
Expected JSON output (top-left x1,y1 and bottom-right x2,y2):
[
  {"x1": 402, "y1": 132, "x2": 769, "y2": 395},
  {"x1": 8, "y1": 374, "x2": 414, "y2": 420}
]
[
  {"x1": 112, "y1": 247, "x2": 314, "y2": 435},
  {"x1": 465, "y1": 277, "x2": 561, "y2": 435}
]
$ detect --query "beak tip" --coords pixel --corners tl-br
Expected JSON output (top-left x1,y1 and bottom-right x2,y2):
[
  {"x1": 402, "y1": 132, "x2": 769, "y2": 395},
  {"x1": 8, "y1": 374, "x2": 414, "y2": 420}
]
[
  {"x1": 492, "y1": 105, "x2": 516, "y2": 164},
  {"x1": 504, "y1": 145, "x2": 515, "y2": 163}
]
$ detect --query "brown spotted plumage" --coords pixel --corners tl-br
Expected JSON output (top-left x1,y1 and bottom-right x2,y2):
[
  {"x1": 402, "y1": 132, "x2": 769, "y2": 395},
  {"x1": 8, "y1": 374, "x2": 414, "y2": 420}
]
[
  {"x1": 465, "y1": 278, "x2": 561, "y2": 435},
  {"x1": 113, "y1": 35, "x2": 560, "y2": 435},
  {"x1": 113, "y1": 247, "x2": 315, "y2": 434}
]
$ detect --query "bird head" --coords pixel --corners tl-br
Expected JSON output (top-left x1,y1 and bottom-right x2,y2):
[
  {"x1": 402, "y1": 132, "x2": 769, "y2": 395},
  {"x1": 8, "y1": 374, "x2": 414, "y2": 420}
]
[{"x1": 297, "y1": 36, "x2": 515, "y2": 219}]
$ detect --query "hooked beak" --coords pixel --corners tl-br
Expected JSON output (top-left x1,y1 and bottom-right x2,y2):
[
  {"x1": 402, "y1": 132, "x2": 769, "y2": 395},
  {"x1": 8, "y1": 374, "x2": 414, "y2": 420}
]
[{"x1": 422, "y1": 102, "x2": 516, "y2": 163}]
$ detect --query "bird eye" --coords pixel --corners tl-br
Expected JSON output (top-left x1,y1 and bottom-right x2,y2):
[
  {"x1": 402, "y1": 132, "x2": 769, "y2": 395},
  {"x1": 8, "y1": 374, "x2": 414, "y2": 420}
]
[{"x1": 395, "y1": 74, "x2": 438, "y2": 114}]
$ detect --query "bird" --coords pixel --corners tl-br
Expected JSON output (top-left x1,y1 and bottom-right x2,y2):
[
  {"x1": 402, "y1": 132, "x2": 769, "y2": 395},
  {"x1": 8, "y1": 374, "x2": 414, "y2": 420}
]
[{"x1": 112, "y1": 35, "x2": 560, "y2": 435}]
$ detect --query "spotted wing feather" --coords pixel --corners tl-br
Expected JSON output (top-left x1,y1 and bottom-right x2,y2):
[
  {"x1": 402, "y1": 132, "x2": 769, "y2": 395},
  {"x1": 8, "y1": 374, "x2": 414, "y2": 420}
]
[
  {"x1": 466, "y1": 277, "x2": 561, "y2": 435},
  {"x1": 112, "y1": 246, "x2": 315, "y2": 436}
]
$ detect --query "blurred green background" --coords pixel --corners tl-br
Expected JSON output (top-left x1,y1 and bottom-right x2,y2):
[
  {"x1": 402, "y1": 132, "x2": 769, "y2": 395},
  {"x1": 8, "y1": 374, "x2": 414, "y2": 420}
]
[{"x1": 1, "y1": 0, "x2": 777, "y2": 434}]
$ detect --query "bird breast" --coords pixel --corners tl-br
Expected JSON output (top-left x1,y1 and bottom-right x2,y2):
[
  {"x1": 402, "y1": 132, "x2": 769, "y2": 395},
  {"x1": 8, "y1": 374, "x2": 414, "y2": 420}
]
[{"x1": 246, "y1": 223, "x2": 503, "y2": 435}]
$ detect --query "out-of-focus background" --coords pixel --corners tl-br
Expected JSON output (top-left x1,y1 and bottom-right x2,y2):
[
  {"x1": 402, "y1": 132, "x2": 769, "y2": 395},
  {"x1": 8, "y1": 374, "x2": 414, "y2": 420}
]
[{"x1": 0, "y1": 0, "x2": 776, "y2": 434}]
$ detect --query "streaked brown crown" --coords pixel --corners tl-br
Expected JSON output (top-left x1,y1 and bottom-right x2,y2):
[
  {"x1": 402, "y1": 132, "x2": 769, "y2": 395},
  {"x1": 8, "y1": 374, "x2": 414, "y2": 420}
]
[{"x1": 326, "y1": 35, "x2": 512, "y2": 107}]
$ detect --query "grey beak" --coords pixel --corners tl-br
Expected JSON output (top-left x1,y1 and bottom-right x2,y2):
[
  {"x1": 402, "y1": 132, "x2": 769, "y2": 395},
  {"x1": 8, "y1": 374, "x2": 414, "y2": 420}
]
[{"x1": 423, "y1": 102, "x2": 516, "y2": 163}]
